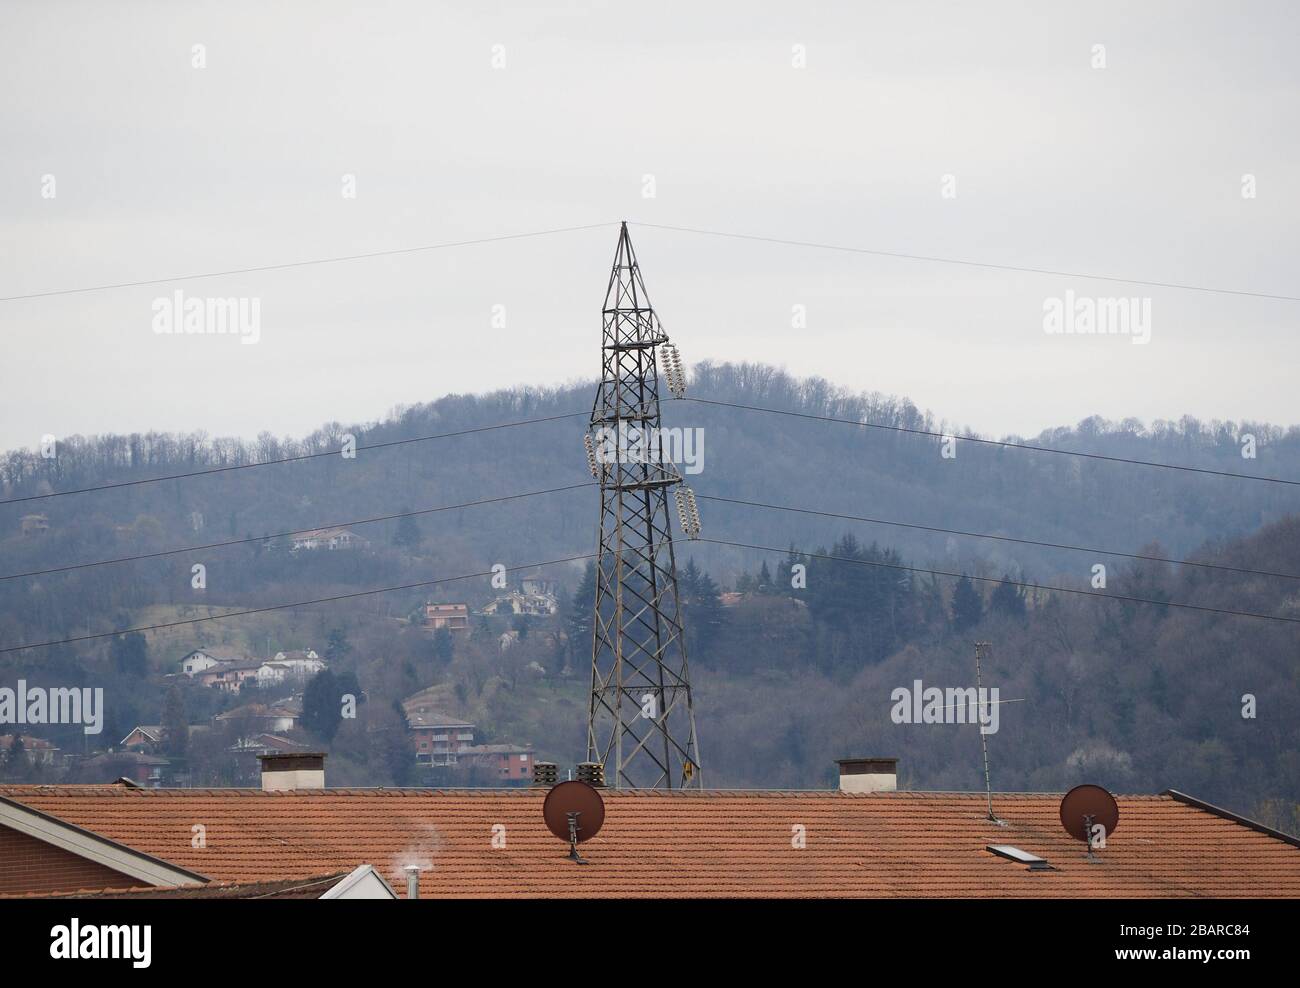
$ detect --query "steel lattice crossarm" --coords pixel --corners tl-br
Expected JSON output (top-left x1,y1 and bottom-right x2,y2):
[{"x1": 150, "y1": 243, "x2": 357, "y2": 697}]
[{"x1": 586, "y1": 222, "x2": 702, "y2": 789}]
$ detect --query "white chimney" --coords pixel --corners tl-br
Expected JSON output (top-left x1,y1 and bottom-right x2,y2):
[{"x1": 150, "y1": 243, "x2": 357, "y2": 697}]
[
  {"x1": 403, "y1": 865, "x2": 421, "y2": 900},
  {"x1": 836, "y1": 757, "x2": 897, "y2": 793},
  {"x1": 258, "y1": 752, "x2": 326, "y2": 791}
]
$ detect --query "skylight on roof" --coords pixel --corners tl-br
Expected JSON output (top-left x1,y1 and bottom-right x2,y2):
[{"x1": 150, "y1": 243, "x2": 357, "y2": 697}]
[{"x1": 987, "y1": 845, "x2": 1054, "y2": 871}]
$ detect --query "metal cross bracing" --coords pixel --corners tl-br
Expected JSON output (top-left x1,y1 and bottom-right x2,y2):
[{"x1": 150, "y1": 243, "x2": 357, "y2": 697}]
[{"x1": 586, "y1": 222, "x2": 702, "y2": 789}]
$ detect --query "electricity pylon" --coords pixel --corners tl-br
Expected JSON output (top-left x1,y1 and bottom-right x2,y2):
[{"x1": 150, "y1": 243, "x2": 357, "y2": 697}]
[{"x1": 584, "y1": 222, "x2": 702, "y2": 789}]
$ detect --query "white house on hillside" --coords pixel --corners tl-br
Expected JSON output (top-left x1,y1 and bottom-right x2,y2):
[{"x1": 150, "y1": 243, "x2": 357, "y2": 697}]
[
  {"x1": 179, "y1": 646, "x2": 255, "y2": 677},
  {"x1": 257, "y1": 650, "x2": 327, "y2": 687},
  {"x1": 290, "y1": 527, "x2": 367, "y2": 551}
]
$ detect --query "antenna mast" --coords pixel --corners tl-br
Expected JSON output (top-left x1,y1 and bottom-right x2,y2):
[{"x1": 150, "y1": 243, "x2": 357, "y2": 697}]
[
  {"x1": 585, "y1": 222, "x2": 702, "y2": 789},
  {"x1": 974, "y1": 640, "x2": 997, "y2": 822}
]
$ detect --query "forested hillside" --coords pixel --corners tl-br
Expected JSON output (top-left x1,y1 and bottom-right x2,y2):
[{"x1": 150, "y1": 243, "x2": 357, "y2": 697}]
[{"x1": 1, "y1": 363, "x2": 1296, "y2": 831}]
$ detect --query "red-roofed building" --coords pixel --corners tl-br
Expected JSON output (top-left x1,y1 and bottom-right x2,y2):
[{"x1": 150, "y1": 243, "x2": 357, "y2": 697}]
[{"x1": 1, "y1": 758, "x2": 1297, "y2": 898}]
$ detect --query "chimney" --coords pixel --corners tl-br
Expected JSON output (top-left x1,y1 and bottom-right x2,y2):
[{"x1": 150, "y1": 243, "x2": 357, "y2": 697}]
[
  {"x1": 836, "y1": 757, "x2": 897, "y2": 794},
  {"x1": 403, "y1": 865, "x2": 421, "y2": 900},
  {"x1": 258, "y1": 752, "x2": 326, "y2": 791}
]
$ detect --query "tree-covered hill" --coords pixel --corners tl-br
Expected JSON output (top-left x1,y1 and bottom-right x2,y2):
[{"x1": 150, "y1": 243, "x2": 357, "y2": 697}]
[{"x1": 1, "y1": 363, "x2": 1296, "y2": 830}]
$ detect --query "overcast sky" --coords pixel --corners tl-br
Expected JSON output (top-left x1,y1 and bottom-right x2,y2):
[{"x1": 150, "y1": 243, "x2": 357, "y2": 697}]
[{"x1": 1, "y1": 1, "x2": 1296, "y2": 452}]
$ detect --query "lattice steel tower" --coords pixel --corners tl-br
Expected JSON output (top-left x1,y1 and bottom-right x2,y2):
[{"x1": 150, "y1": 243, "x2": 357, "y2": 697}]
[{"x1": 585, "y1": 222, "x2": 702, "y2": 789}]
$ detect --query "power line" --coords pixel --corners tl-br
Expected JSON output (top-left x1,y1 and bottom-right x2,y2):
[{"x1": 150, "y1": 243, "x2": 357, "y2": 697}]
[
  {"x1": 697, "y1": 493, "x2": 1300, "y2": 582},
  {"x1": 0, "y1": 222, "x2": 614, "y2": 302},
  {"x1": 698, "y1": 537, "x2": 1300, "y2": 626},
  {"x1": 632, "y1": 221, "x2": 1300, "y2": 303},
  {"x1": 680, "y1": 396, "x2": 1300, "y2": 487},
  {"x1": 0, "y1": 548, "x2": 613, "y2": 655},
  {"x1": 0, "y1": 483, "x2": 593, "y2": 582},
  {"x1": 6, "y1": 528, "x2": 1292, "y2": 652},
  {"x1": 0, "y1": 411, "x2": 588, "y2": 505}
]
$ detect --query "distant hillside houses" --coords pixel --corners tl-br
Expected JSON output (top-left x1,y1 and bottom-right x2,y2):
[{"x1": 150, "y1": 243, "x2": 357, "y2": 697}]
[
  {"x1": 179, "y1": 646, "x2": 251, "y2": 676},
  {"x1": 120, "y1": 724, "x2": 208, "y2": 752},
  {"x1": 289, "y1": 527, "x2": 367, "y2": 551},
  {"x1": 179, "y1": 647, "x2": 326, "y2": 694},
  {"x1": 0, "y1": 733, "x2": 61, "y2": 767},
  {"x1": 258, "y1": 650, "x2": 327, "y2": 686},
  {"x1": 480, "y1": 587, "x2": 558, "y2": 617},
  {"x1": 400, "y1": 689, "x2": 534, "y2": 776}
]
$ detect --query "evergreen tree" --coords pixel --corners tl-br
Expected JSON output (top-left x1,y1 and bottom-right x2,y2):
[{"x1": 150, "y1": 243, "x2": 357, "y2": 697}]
[
  {"x1": 781, "y1": 544, "x2": 807, "y2": 597},
  {"x1": 393, "y1": 511, "x2": 422, "y2": 550},
  {"x1": 325, "y1": 627, "x2": 352, "y2": 662},
  {"x1": 303, "y1": 670, "x2": 345, "y2": 742},
  {"x1": 681, "y1": 562, "x2": 724, "y2": 656},
  {"x1": 161, "y1": 685, "x2": 188, "y2": 760},
  {"x1": 950, "y1": 575, "x2": 984, "y2": 632},
  {"x1": 110, "y1": 632, "x2": 149, "y2": 677},
  {"x1": 431, "y1": 626, "x2": 454, "y2": 664},
  {"x1": 564, "y1": 562, "x2": 597, "y2": 663},
  {"x1": 680, "y1": 558, "x2": 702, "y2": 599},
  {"x1": 757, "y1": 560, "x2": 773, "y2": 592},
  {"x1": 989, "y1": 575, "x2": 1027, "y2": 618}
]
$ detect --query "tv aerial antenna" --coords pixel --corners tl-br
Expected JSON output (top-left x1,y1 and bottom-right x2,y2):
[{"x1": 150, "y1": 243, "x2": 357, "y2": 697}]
[
  {"x1": 542, "y1": 780, "x2": 606, "y2": 865},
  {"x1": 973, "y1": 641, "x2": 1000, "y2": 823},
  {"x1": 1059, "y1": 783, "x2": 1119, "y2": 862}
]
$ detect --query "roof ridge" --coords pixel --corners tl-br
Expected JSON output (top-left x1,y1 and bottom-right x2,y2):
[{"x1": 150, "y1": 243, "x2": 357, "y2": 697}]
[{"x1": 0, "y1": 785, "x2": 1174, "y2": 799}]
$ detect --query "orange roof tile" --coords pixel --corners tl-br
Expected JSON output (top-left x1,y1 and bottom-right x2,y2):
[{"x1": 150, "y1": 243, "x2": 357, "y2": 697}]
[{"x1": 2, "y1": 786, "x2": 1296, "y2": 898}]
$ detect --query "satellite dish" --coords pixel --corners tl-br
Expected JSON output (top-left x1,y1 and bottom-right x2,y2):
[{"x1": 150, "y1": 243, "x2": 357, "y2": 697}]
[
  {"x1": 542, "y1": 780, "x2": 605, "y2": 864},
  {"x1": 1059, "y1": 784, "x2": 1119, "y2": 850}
]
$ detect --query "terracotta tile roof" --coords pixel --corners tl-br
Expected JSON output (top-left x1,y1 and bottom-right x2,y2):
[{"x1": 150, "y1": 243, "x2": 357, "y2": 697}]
[{"x1": 1, "y1": 785, "x2": 1296, "y2": 898}]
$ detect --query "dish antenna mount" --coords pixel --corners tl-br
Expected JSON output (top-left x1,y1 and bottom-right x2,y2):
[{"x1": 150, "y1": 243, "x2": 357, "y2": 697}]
[
  {"x1": 1059, "y1": 783, "x2": 1119, "y2": 861},
  {"x1": 542, "y1": 780, "x2": 606, "y2": 865}
]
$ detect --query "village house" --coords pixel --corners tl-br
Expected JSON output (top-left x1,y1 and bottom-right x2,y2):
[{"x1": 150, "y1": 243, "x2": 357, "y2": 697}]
[
  {"x1": 119, "y1": 726, "x2": 164, "y2": 751},
  {"x1": 227, "y1": 733, "x2": 313, "y2": 781},
  {"x1": 423, "y1": 602, "x2": 469, "y2": 633},
  {"x1": 256, "y1": 649, "x2": 327, "y2": 687},
  {"x1": 228, "y1": 733, "x2": 310, "y2": 756},
  {"x1": 196, "y1": 661, "x2": 263, "y2": 693},
  {"x1": 19, "y1": 513, "x2": 49, "y2": 536},
  {"x1": 119, "y1": 725, "x2": 207, "y2": 753},
  {"x1": 215, "y1": 703, "x2": 299, "y2": 739},
  {"x1": 458, "y1": 743, "x2": 534, "y2": 783},
  {"x1": 289, "y1": 527, "x2": 367, "y2": 551},
  {"x1": 179, "y1": 646, "x2": 255, "y2": 677},
  {"x1": 405, "y1": 710, "x2": 476, "y2": 766}
]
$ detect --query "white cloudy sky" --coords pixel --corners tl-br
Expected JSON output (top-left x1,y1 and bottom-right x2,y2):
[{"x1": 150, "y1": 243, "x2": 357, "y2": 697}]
[{"x1": 1, "y1": 1, "x2": 1296, "y2": 451}]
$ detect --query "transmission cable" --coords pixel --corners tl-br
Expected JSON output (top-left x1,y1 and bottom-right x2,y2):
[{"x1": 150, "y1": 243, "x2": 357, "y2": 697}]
[
  {"x1": 696, "y1": 493, "x2": 1300, "y2": 582},
  {"x1": 0, "y1": 483, "x2": 594, "y2": 581},
  {"x1": 697, "y1": 537, "x2": 1300, "y2": 626},
  {"x1": 679, "y1": 396, "x2": 1300, "y2": 487},
  {"x1": 0, "y1": 411, "x2": 588, "y2": 505}
]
